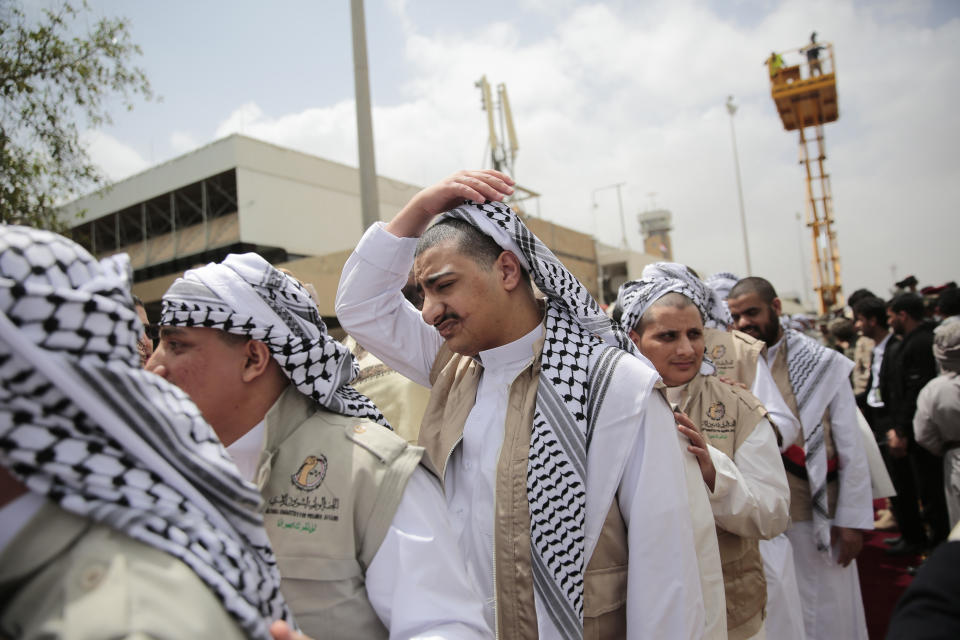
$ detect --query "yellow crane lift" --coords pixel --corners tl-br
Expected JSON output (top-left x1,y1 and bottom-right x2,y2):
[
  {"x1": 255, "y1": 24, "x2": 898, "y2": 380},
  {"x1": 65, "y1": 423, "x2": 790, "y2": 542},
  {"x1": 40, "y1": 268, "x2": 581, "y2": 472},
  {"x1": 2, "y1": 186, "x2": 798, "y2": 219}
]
[{"x1": 768, "y1": 37, "x2": 842, "y2": 314}]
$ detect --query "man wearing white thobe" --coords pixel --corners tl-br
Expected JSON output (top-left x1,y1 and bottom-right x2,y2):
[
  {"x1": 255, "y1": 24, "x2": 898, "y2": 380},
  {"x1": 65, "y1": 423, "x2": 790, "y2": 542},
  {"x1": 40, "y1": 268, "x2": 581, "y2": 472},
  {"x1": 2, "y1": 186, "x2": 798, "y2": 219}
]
[
  {"x1": 336, "y1": 170, "x2": 705, "y2": 639},
  {"x1": 728, "y1": 278, "x2": 873, "y2": 640}
]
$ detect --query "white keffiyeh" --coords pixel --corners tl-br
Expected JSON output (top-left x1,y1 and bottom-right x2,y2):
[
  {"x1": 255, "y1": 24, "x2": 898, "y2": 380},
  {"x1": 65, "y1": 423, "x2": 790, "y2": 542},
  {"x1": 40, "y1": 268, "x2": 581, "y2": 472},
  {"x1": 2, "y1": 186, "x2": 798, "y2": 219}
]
[
  {"x1": 159, "y1": 253, "x2": 388, "y2": 427},
  {"x1": 619, "y1": 262, "x2": 731, "y2": 332},
  {"x1": 705, "y1": 271, "x2": 739, "y2": 302},
  {"x1": 706, "y1": 271, "x2": 738, "y2": 326},
  {"x1": 0, "y1": 225, "x2": 292, "y2": 639},
  {"x1": 616, "y1": 263, "x2": 724, "y2": 376},
  {"x1": 782, "y1": 328, "x2": 854, "y2": 551},
  {"x1": 440, "y1": 201, "x2": 652, "y2": 639}
]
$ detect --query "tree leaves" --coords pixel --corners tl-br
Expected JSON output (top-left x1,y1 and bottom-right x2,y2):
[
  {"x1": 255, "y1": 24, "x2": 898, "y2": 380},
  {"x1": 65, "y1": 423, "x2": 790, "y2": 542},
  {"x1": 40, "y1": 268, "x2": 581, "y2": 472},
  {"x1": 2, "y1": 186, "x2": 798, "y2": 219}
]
[{"x1": 0, "y1": 0, "x2": 152, "y2": 230}]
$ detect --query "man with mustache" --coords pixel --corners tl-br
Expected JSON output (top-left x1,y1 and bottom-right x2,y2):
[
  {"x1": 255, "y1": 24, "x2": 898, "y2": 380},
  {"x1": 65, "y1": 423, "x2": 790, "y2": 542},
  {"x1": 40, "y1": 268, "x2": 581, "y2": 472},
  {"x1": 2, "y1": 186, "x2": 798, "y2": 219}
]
[
  {"x1": 727, "y1": 277, "x2": 872, "y2": 640},
  {"x1": 336, "y1": 170, "x2": 705, "y2": 639}
]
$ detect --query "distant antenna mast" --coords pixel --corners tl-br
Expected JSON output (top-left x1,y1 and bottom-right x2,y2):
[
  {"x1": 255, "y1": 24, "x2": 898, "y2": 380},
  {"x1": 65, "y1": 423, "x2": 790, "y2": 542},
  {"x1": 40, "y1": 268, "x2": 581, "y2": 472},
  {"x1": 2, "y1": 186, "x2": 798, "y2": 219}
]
[
  {"x1": 476, "y1": 75, "x2": 518, "y2": 177},
  {"x1": 475, "y1": 75, "x2": 539, "y2": 215}
]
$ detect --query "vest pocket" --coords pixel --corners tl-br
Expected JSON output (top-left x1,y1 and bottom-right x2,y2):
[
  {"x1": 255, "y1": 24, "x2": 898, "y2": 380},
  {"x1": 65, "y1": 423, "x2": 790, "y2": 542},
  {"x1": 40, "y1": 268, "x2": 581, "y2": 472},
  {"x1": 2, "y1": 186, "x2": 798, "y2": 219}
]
[
  {"x1": 583, "y1": 563, "x2": 627, "y2": 617},
  {"x1": 276, "y1": 555, "x2": 361, "y2": 581}
]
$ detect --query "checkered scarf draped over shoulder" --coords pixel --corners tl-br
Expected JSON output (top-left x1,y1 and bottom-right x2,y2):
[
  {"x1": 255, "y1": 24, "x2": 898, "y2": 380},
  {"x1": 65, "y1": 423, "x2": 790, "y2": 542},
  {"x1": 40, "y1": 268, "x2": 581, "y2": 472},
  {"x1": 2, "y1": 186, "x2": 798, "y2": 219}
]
[
  {"x1": 783, "y1": 328, "x2": 854, "y2": 553},
  {"x1": 159, "y1": 253, "x2": 388, "y2": 427},
  {"x1": 440, "y1": 201, "x2": 648, "y2": 639},
  {"x1": 0, "y1": 225, "x2": 292, "y2": 639}
]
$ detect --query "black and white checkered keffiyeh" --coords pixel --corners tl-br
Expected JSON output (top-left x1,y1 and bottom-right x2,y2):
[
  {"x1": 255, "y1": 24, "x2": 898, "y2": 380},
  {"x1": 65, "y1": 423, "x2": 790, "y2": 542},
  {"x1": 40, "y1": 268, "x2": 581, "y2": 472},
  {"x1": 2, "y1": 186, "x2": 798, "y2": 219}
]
[
  {"x1": 783, "y1": 328, "x2": 854, "y2": 552},
  {"x1": 619, "y1": 262, "x2": 731, "y2": 333},
  {"x1": 159, "y1": 253, "x2": 388, "y2": 427},
  {"x1": 441, "y1": 201, "x2": 650, "y2": 639},
  {"x1": 706, "y1": 271, "x2": 739, "y2": 326},
  {"x1": 0, "y1": 225, "x2": 291, "y2": 639},
  {"x1": 616, "y1": 263, "x2": 724, "y2": 376},
  {"x1": 705, "y1": 271, "x2": 739, "y2": 302}
]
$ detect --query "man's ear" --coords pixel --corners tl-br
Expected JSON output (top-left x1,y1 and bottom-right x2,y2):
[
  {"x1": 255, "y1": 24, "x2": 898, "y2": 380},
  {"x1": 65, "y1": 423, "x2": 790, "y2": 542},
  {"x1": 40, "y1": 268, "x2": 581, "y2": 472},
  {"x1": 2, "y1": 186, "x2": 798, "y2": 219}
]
[
  {"x1": 628, "y1": 328, "x2": 643, "y2": 350},
  {"x1": 496, "y1": 250, "x2": 524, "y2": 292},
  {"x1": 772, "y1": 297, "x2": 783, "y2": 316},
  {"x1": 241, "y1": 340, "x2": 274, "y2": 383}
]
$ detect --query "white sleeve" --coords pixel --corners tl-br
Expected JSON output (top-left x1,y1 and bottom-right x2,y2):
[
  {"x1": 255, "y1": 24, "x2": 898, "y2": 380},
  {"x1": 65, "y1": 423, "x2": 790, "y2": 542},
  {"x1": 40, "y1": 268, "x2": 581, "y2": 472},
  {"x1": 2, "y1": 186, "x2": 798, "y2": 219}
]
[
  {"x1": 751, "y1": 357, "x2": 800, "y2": 450},
  {"x1": 913, "y1": 383, "x2": 943, "y2": 455},
  {"x1": 335, "y1": 222, "x2": 443, "y2": 387},
  {"x1": 829, "y1": 386, "x2": 875, "y2": 530},
  {"x1": 365, "y1": 467, "x2": 493, "y2": 640},
  {"x1": 707, "y1": 419, "x2": 791, "y2": 540},
  {"x1": 619, "y1": 394, "x2": 709, "y2": 640}
]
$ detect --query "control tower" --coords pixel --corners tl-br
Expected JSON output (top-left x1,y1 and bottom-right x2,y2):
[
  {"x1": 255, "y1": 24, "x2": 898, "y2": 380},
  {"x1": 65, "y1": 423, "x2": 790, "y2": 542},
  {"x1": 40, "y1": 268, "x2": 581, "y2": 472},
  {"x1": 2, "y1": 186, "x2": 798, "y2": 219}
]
[
  {"x1": 768, "y1": 35, "x2": 842, "y2": 313},
  {"x1": 637, "y1": 208, "x2": 673, "y2": 261}
]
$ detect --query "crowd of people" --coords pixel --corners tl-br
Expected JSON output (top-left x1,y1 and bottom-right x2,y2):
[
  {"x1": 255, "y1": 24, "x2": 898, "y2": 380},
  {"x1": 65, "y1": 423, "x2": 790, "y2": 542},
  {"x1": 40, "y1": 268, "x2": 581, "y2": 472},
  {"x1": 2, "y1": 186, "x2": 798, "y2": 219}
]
[{"x1": 1, "y1": 168, "x2": 956, "y2": 639}]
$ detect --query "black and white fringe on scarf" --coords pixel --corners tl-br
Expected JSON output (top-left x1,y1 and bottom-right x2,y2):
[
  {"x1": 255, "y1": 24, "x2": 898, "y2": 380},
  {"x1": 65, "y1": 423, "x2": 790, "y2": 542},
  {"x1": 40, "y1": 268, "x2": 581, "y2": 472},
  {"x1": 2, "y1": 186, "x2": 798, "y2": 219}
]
[
  {"x1": 441, "y1": 201, "x2": 648, "y2": 639},
  {"x1": 783, "y1": 327, "x2": 854, "y2": 552},
  {"x1": 0, "y1": 225, "x2": 291, "y2": 639},
  {"x1": 159, "y1": 253, "x2": 389, "y2": 428}
]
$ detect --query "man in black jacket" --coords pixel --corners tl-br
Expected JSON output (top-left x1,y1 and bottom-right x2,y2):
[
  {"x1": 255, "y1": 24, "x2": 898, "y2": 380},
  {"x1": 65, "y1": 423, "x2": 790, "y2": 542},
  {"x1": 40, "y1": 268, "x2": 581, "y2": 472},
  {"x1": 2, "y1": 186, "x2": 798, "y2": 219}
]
[{"x1": 882, "y1": 293, "x2": 950, "y2": 550}]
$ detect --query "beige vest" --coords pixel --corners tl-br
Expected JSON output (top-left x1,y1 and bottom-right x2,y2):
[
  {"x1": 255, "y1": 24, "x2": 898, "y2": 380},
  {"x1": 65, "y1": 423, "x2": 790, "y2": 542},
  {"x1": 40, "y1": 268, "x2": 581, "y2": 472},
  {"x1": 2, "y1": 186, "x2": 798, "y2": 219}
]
[
  {"x1": 419, "y1": 337, "x2": 628, "y2": 640},
  {"x1": 346, "y1": 336, "x2": 431, "y2": 444},
  {"x1": 682, "y1": 374, "x2": 769, "y2": 640},
  {"x1": 257, "y1": 386, "x2": 423, "y2": 639},
  {"x1": 768, "y1": 343, "x2": 840, "y2": 522},
  {"x1": 851, "y1": 335, "x2": 875, "y2": 396},
  {"x1": 0, "y1": 501, "x2": 246, "y2": 639},
  {"x1": 704, "y1": 328, "x2": 764, "y2": 388}
]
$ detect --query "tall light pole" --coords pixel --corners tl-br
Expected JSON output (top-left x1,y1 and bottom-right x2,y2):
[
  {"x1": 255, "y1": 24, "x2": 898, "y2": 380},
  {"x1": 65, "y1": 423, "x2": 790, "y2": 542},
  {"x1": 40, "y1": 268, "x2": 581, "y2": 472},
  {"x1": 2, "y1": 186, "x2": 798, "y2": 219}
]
[
  {"x1": 592, "y1": 182, "x2": 628, "y2": 249},
  {"x1": 726, "y1": 95, "x2": 752, "y2": 275},
  {"x1": 351, "y1": 0, "x2": 380, "y2": 233}
]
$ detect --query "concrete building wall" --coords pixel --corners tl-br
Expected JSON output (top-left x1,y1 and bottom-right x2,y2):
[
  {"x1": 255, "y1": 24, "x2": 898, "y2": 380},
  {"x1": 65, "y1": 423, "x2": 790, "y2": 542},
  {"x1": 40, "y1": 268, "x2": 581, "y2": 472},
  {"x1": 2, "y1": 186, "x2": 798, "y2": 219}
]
[
  {"x1": 525, "y1": 217, "x2": 600, "y2": 300},
  {"x1": 63, "y1": 135, "x2": 613, "y2": 316},
  {"x1": 60, "y1": 138, "x2": 241, "y2": 224}
]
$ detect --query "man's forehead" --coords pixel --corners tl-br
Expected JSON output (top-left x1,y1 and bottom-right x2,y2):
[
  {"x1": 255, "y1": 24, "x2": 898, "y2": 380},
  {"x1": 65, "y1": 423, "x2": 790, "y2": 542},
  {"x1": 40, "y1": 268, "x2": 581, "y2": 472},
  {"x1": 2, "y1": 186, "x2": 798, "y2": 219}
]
[
  {"x1": 414, "y1": 245, "x2": 470, "y2": 283},
  {"x1": 648, "y1": 303, "x2": 703, "y2": 328},
  {"x1": 727, "y1": 292, "x2": 764, "y2": 310},
  {"x1": 158, "y1": 325, "x2": 215, "y2": 338}
]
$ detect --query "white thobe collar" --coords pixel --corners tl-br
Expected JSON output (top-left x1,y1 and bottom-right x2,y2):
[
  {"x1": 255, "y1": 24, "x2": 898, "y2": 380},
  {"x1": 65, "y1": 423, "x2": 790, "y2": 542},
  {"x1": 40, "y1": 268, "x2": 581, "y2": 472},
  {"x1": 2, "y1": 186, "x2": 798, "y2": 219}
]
[
  {"x1": 765, "y1": 335, "x2": 785, "y2": 365},
  {"x1": 226, "y1": 420, "x2": 266, "y2": 483},
  {"x1": 665, "y1": 382, "x2": 690, "y2": 410},
  {"x1": 477, "y1": 322, "x2": 544, "y2": 378}
]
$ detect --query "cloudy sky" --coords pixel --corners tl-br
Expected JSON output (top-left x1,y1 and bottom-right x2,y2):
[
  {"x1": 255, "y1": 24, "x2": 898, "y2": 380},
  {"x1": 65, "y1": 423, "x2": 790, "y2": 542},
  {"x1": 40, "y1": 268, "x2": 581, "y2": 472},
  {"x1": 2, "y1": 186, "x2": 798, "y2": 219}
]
[{"x1": 61, "y1": 0, "x2": 960, "y2": 306}]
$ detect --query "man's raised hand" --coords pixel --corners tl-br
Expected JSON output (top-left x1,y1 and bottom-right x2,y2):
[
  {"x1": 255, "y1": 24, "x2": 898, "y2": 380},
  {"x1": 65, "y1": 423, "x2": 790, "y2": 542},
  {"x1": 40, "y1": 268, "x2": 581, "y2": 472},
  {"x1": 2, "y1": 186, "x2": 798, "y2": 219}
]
[{"x1": 386, "y1": 170, "x2": 515, "y2": 238}]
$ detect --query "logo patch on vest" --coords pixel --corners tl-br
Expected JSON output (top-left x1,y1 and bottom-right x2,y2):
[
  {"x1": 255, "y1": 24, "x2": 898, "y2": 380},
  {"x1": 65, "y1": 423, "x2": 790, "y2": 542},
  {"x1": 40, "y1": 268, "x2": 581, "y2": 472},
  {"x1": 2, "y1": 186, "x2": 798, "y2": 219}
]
[
  {"x1": 707, "y1": 401, "x2": 726, "y2": 420},
  {"x1": 291, "y1": 454, "x2": 328, "y2": 491},
  {"x1": 710, "y1": 344, "x2": 727, "y2": 360}
]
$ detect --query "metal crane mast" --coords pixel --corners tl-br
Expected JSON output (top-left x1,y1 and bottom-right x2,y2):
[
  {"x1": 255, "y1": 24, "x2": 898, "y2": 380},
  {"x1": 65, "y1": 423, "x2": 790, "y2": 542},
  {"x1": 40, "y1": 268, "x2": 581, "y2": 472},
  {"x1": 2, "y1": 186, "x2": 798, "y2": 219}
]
[
  {"x1": 475, "y1": 75, "x2": 538, "y2": 215},
  {"x1": 768, "y1": 39, "x2": 843, "y2": 314}
]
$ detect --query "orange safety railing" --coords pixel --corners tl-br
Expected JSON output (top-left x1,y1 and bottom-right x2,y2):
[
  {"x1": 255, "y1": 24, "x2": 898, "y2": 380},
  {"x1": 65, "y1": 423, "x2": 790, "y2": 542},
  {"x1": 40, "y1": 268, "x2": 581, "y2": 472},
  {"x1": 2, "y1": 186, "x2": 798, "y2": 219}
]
[{"x1": 767, "y1": 42, "x2": 835, "y2": 89}]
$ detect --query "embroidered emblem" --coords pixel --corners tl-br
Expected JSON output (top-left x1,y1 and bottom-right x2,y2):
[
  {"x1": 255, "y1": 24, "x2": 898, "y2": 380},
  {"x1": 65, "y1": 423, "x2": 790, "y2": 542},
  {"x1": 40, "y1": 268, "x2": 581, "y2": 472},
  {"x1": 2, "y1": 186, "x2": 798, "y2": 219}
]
[
  {"x1": 707, "y1": 401, "x2": 726, "y2": 420},
  {"x1": 710, "y1": 344, "x2": 727, "y2": 360},
  {"x1": 353, "y1": 424, "x2": 366, "y2": 434},
  {"x1": 291, "y1": 454, "x2": 327, "y2": 491}
]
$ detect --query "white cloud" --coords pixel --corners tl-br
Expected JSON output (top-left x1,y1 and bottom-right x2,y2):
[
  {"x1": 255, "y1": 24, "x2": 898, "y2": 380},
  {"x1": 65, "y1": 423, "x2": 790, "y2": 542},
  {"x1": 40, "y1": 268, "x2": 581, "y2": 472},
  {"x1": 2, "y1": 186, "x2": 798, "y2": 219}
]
[
  {"x1": 82, "y1": 130, "x2": 150, "y2": 181},
  {"x1": 170, "y1": 131, "x2": 199, "y2": 155},
  {"x1": 203, "y1": 0, "x2": 960, "y2": 302}
]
